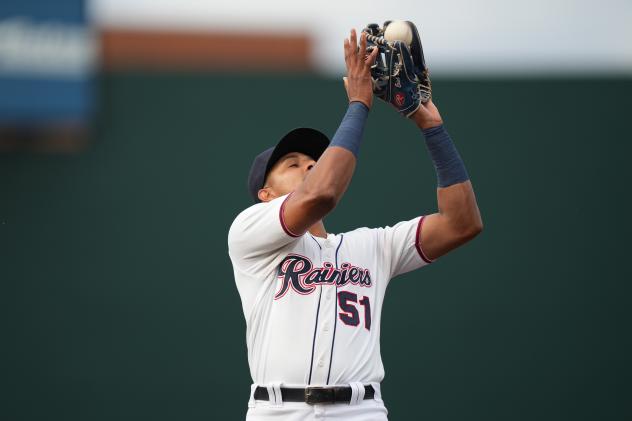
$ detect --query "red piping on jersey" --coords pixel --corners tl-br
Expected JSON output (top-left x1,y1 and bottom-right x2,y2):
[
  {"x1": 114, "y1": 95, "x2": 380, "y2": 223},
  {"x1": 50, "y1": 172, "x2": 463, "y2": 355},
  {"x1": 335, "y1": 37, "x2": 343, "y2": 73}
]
[
  {"x1": 415, "y1": 215, "x2": 435, "y2": 264},
  {"x1": 279, "y1": 193, "x2": 302, "y2": 238}
]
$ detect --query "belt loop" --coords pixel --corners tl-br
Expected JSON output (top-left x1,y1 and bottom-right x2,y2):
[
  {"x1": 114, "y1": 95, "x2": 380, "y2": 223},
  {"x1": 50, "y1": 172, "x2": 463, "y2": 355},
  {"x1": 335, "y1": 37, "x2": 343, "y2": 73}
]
[
  {"x1": 266, "y1": 382, "x2": 283, "y2": 407},
  {"x1": 349, "y1": 382, "x2": 365, "y2": 405},
  {"x1": 248, "y1": 384, "x2": 258, "y2": 408},
  {"x1": 370, "y1": 382, "x2": 383, "y2": 404}
]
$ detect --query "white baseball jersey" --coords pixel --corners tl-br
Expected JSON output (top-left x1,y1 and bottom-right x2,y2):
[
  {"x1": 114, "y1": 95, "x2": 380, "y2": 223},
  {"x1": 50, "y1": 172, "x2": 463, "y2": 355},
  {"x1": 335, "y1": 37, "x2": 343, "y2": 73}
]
[{"x1": 228, "y1": 193, "x2": 433, "y2": 389}]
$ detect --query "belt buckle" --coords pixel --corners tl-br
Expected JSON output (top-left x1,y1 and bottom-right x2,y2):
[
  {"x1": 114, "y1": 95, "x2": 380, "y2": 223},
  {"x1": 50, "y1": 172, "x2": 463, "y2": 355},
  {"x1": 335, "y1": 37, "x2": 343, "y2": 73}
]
[{"x1": 304, "y1": 386, "x2": 335, "y2": 405}]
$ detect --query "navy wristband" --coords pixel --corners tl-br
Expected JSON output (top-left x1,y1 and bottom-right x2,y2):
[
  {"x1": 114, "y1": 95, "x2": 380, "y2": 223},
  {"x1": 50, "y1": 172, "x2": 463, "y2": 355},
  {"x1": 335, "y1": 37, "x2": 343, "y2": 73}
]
[
  {"x1": 329, "y1": 101, "x2": 369, "y2": 158},
  {"x1": 422, "y1": 124, "x2": 470, "y2": 188}
]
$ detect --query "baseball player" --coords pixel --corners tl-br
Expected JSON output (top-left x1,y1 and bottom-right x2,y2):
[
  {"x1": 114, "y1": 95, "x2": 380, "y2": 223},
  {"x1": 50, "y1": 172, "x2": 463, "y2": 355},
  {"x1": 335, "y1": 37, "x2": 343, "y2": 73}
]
[{"x1": 228, "y1": 23, "x2": 483, "y2": 420}]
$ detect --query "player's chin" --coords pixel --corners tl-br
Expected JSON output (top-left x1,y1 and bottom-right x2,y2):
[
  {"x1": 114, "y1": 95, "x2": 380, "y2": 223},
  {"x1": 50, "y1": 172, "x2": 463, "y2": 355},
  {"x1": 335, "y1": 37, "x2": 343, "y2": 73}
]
[
  {"x1": 280, "y1": 181, "x2": 302, "y2": 197},
  {"x1": 282, "y1": 174, "x2": 306, "y2": 193}
]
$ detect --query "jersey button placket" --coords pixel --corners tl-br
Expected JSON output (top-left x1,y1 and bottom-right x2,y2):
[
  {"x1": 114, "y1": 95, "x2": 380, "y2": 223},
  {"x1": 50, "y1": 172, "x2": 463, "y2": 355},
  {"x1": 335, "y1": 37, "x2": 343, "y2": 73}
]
[{"x1": 312, "y1": 237, "x2": 337, "y2": 384}]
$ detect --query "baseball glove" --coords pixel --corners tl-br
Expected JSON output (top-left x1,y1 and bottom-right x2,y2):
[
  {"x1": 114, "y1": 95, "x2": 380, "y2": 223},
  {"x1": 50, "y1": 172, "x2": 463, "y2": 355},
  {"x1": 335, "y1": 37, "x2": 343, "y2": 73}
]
[{"x1": 363, "y1": 21, "x2": 432, "y2": 117}]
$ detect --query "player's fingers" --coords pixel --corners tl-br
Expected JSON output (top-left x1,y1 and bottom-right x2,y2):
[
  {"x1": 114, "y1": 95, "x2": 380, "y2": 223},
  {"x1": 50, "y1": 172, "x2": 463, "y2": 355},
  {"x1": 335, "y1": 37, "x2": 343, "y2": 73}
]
[
  {"x1": 359, "y1": 32, "x2": 367, "y2": 64},
  {"x1": 343, "y1": 38, "x2": 351, "y2": 67},
  {"x1": 364, "y1": 46, "x2": 379, "y2": 69},
  {"x1": 342, "y1": 76, "x2": 349, "y2": 92},
  {"x1": 349, "y1": 29, "x2": 357, "y2": 58}
]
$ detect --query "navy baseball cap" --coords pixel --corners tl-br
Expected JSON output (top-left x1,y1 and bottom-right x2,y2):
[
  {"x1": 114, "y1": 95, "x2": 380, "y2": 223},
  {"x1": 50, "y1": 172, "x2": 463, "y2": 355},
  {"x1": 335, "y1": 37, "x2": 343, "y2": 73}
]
[{"x1": 248, "y1": 127, "x2": 330, "y2": 203}]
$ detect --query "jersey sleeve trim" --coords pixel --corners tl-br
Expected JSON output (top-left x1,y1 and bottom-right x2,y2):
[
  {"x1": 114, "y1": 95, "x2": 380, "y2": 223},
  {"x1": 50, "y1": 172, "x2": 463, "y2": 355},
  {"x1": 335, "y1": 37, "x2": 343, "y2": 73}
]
[
  {"x1": 279, "y1": 192, "x2": 302, "y2": 238},
  {"x1": 415, "y1": 215, "x2": 435, "y2": 264}
]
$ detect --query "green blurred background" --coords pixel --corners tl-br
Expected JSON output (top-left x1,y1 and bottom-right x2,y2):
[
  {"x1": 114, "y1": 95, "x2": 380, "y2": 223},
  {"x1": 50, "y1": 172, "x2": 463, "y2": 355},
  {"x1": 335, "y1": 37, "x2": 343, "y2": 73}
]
[{"x1": 1, "y1": 74, "x2": 631, "y2": 420}]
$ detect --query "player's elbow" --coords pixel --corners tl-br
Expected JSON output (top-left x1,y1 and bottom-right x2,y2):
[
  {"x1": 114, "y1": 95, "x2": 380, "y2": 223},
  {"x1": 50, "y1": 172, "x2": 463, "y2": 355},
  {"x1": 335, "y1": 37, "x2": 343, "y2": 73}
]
[
  {"x1": 474, "y1": 210, "x2": 484, "y2": 234},
  {"x1": 469, "y1": 220, "x2": 484, "y2": 239},
  {"x1": 302, "y1": 189, "x2": 338, "y2": 215},
  {"x1": 460, "y1": 215, "x2": 483, "y2": 241},
  {"x1": 464, "y1": 202, "x2": 483, "y2": 236},
  {"x1": 314, "y1": 191, "x2": 338, "y2": 213},
  {"x1": 449, "y1": 212, "x2": 483, "y2": 244}
]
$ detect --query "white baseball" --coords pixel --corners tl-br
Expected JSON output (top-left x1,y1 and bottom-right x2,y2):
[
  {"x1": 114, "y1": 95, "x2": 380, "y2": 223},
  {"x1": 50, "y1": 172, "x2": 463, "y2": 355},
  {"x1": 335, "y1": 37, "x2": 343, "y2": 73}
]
[{"x1": 383, "y1": 20, "x2": 413, "y2": 46}]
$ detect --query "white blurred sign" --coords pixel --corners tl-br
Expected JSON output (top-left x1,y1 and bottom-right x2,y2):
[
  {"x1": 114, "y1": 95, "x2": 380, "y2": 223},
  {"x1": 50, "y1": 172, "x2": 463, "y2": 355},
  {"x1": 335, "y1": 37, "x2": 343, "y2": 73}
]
[{"x1": 0, "y1": 17, "x2": 95, "y2": 78}]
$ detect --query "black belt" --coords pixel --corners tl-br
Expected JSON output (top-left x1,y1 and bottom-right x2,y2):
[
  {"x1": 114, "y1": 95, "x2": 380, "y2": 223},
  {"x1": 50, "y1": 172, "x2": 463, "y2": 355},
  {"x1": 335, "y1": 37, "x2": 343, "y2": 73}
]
[{"x1": 254, "y1": 385, "x2": 375, "y2": 405}]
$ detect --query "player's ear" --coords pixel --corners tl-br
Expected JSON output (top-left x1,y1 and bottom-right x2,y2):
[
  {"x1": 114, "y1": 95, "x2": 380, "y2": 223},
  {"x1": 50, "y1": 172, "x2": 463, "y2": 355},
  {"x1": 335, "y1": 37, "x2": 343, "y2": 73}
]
[{"x1": 258, "y1": 188, "x2": 274, "y2": 203}]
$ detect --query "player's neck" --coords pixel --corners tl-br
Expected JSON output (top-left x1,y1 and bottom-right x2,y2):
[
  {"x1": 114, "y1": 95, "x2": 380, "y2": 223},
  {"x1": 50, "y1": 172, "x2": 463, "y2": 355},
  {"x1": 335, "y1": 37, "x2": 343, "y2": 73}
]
[{"x1": 308, "y1": 221, "x2": 327, "y2": 238}]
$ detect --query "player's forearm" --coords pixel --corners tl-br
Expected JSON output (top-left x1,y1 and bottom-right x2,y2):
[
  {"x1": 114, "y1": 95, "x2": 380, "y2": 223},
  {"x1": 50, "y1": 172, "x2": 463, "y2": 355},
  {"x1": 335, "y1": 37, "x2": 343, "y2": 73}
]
[
  {"x1": 423, "y1": 125, "x2": 481, "y2": 231},
  {"x1": 295, "y1": 101, "x2": 368, "y2": 208}
]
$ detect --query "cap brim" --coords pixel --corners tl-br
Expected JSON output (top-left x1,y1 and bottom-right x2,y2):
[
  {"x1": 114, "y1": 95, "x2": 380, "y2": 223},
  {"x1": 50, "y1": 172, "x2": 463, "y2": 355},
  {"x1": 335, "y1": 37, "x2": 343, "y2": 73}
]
[{"x1": 265, "y1": 127, "x2": 330, "y2": 178}]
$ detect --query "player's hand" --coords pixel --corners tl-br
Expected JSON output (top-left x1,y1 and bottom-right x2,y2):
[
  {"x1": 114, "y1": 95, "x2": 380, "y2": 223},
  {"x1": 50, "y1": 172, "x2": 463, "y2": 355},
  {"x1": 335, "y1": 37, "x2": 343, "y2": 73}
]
[
  {"x1": 411, "y1": 99, "x2": 444, "y2": 129},
  {"x1": 342, "y1": 29, "x2": 379, "y2": 109}
]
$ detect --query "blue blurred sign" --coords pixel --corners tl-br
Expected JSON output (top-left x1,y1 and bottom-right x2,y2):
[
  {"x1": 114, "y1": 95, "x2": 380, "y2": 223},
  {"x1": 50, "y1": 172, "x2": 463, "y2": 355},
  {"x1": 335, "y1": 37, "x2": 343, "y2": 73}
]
[{"x1": 0, "y1": 0, "x2": 95, "y2": 125}]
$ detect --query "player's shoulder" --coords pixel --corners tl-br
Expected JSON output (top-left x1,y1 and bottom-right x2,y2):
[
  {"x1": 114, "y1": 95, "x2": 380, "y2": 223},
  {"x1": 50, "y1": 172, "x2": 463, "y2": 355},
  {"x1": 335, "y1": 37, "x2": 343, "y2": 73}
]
[
  {"x1": 227, "y1": 194, "x2": 288, "y2": 241},
  {"x1": 230, "y1": 201, "x2": 264, "y2": 226}
]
